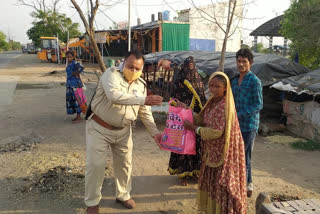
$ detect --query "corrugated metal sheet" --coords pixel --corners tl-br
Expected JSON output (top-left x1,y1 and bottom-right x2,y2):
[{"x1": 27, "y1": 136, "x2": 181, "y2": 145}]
[{"x1": 250, "y1": 15, "x2": 284, "y2": 37}]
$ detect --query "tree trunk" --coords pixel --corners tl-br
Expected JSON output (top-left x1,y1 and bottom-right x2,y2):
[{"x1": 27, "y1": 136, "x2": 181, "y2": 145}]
[
  {"x1": 70, "y1": 0, "x2": 107, "y2": 73},
  {"x1": 87, "y1": 30, "x2": 106, "y2": 73},
  {"x1": 217, "y1": 0, "x2": 237, "y2": 73}
]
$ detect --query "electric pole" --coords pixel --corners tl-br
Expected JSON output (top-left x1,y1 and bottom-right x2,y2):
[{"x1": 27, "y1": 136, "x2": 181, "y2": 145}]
[{"x1": 128, "y1": 0, "x2": 131, "y2": 51}]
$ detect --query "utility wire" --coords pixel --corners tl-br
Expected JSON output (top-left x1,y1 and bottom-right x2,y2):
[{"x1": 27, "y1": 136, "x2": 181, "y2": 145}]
[
  {"x1": 69, "y1": 0, "x2": 85, "y2": 18},
  {"x1": 104, "y1": 0, "x2": 181, "y2": 7},
  {"x1": 98, "y1": 8, "x2": 118, "y2": 28},
  {"x1": 99, "y1": 0, "x2": 125, "y2": 10}
]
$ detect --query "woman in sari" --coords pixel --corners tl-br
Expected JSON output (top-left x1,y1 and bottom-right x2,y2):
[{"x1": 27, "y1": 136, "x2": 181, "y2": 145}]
[
  {"x1": 182, "y1": 72, "x2": 247, "y2": 214},
  {"x1": 66, "y1": 51, "x2": 87, "y2": 124},
  {"x1": 158, "y1": 56, "x2": 206, "y2": 185}
]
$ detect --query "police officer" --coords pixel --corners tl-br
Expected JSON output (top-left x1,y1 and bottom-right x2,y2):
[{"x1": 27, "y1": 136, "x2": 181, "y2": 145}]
[{"x1": 85, "y1": 51, "x2": 163, "y2": 214}]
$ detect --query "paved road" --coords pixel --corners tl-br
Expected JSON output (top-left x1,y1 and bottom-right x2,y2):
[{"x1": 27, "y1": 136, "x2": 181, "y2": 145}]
[
  {"x1": 0, "y1": 51, "x2": 21, "y2": 106},
  {"x1": 0, "y1": 51, "x2": 22, "y2": 69}
]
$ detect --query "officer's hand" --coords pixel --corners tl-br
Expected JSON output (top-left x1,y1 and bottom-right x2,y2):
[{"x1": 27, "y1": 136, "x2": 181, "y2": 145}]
[
  {"x1": 157, "y1": 59, "x2": 172, "y2": 70},
  {"x1": 145, "y1": 95, "x2": 163, "y2": 106},
  {"x1": 184, "y1": 120, "x2": 196, "y2": 131},
  {"x1": 153, "y1": 134, "x2": 162, "y2": 149}
]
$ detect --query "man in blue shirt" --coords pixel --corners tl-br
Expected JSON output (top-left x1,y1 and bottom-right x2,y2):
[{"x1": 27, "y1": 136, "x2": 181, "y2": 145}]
[{"x1": 231, "y1": 48, "x2": 263, "y2": 197}]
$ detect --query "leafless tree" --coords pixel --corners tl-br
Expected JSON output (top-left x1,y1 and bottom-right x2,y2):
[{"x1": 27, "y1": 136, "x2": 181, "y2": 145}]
[
  {"x1": 52, "y1": 0, "x2": 63, "y2": 13},
  {"x1": 16, "y1": 0, "x2": 62, "y2": 13},
  {"x1": 70, "y1": 0, "x2": 106, "y2": 73},
  {"x1": 188, "y1": 0, "x2": 253, "y2": 72}
]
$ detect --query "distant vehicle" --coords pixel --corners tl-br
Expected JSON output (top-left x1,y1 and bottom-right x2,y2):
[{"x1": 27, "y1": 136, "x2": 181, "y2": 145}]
[
  {"x1": 37, "y1": 37, "x2": 59, "y2": 62},
  {"x1": 21, "y1": 44, "x2": 28, "y2": 53},
  {"x1": 27, "y1": 48, "x2": 38, "y2": 54}
]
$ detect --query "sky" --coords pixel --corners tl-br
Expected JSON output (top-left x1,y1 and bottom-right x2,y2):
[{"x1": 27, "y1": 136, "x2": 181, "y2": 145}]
[{"x1": 0, "y1": 0, "x2": 291, "y2": 47}]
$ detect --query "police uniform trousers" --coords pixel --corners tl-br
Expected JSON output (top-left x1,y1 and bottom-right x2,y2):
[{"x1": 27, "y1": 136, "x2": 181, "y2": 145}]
[{"x1": 84, "y1": 118, "x2": 133, "y2": 207}]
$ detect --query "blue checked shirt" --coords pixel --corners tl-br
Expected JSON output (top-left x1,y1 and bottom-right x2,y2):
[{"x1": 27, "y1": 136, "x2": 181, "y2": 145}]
[
  {"x1": 66, "y1": 60, "x2": 84, "y2": 88},
  {"x1": 231, "y1": 71, "x2": 263, "y2": 132}
]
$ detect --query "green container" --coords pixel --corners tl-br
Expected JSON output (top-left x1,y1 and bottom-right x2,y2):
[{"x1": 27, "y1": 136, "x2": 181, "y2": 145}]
[{"x1": 107, "y1": 59, "x2": 115, "y2": 67}]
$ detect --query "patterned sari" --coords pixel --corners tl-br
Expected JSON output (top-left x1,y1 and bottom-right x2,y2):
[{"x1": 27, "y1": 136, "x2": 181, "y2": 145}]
[
  {"x1": 196, "y1": 72, "x2": 247, "y2": 214},
  {"x1": 168, "y1": 56, "x2": 206, "y2": 178},
  {"x1": 66, "y1": 60, "x2": 86, "y2": 115}
]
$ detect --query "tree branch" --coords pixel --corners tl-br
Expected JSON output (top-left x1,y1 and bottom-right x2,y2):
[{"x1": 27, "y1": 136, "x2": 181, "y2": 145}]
[
  {"x1": 217, "y1": 0, "x2": 238, "y2": 72},
  {"x1": 227, "y1": 1, "x2": 237, "y2": 34},
  {"x1": 212, "y1": 2, "x2": 227, "y2": 33},
  {"x1": 42, "y1": 0, "x2": 46, "y2": 13},
  {"x1": 228, "y1": 17, "x2": 241, "y2": 38},
  {"x1": 226, "y1": 0, "x2": 232, "y2": 25},
  {"x1": 225, "y1": 1, "x2": 238, "y2": 39},
  {"x1": 89, "y1": 0, "x2": 99, "y2": 31},
  {"x1": 16, "y1": 0, "x2": 62, "y2": 13},
  {"x1": 70, "y1": 0, "x2": 91, "y2": 35},
  {"x1": 70, "y1": 0, "x2": 106, "y2": 73},
  {"x1": 189, "y1": 0, "x2": 226, "y2": 33},
  {"x1": 15, "y1": 0, "x2": 39, "y2": 11},
  {"x1": 52, "y1": 0, "x2": 62, "y2": 13},
  {"x1": 36, "y1": 0, "x2": 42, "y2": 10}
]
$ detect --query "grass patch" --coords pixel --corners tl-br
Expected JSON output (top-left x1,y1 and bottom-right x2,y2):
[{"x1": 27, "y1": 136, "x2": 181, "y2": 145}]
[{"x1": 291, "y1": 140, "x2": 320, "y2": 151}]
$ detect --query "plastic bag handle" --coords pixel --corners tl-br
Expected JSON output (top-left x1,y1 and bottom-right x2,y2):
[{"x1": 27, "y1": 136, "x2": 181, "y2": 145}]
[{"x1": 169, "y1": 98, "x2": 179, "y2": 106}]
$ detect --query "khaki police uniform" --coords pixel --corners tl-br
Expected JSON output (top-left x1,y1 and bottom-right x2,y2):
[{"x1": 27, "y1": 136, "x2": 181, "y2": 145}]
[{"x1": 84, "y1": 67, "x2": 159, "y2": 207}]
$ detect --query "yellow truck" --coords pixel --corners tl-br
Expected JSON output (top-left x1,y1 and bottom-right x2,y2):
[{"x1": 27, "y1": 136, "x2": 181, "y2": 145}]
[{"x1": 37, "y1": 37, "x2": 59, "y2": 62}]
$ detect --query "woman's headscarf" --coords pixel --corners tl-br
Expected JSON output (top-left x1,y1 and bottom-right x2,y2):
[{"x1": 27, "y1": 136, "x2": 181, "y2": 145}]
[
  {"x1": 200, "y1": 72, "x2": 247, "y2": 212},
  {"x1": 201, "y1": 71, "x2": 236, "y2": 167},
  {"x1": 171, "y1": 56, "x2": 206, "y2": 113}
]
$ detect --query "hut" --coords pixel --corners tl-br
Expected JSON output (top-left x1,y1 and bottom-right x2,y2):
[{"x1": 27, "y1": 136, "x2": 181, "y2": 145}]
[{"x1": 271, "y1": 69, "x2": 320, "y2": 141}]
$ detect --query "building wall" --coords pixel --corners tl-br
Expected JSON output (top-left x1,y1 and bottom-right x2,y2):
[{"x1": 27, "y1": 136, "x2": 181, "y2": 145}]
[
  {"x1": 183, "y1": 1, "x2": 243, "y2": 52},
  {"x1": 189, "y1": 38, "x2": 215, "y2": 51},
  {"x1": 284, "y1": 100, "x2": 320, "y2": 141}
]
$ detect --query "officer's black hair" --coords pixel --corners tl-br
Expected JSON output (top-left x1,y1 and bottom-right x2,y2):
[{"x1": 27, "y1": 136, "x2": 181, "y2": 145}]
[{"x1": 125, "y1": 50, "x2": 145, "y2": 62}]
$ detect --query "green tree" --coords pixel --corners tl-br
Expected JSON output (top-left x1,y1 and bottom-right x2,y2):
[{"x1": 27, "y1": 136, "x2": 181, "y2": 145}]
[
  {"x1": 241, "y1": 44, "x2": 249, "y2": 49},
  {"x1": 251, "y1": 43, "x2": 272, "y2": 54},
  {"x1": 27, "y1": 10, "x2": 81, "y2": 47},
  {"x1": 0, "y1": 31, "x2": 9, "y2": 51},
  {"x1": 8, "y1": 40, "x2": 22, "y2": 50},
  {"x1": 0, "y1": 40, "x2": 9, "y2": 51},
  {"x1": 281, "y1": 0, "x2": 320, "y2": 69},
  {"x1": 0, "y1": 31, "x2": 22, "y2": 51},
  {"x1": 251, "y1": 43, "x2": 264, "y2": 53},
  {"x1": 0, "y1": 31, "x2": 6, "y2": 41}
]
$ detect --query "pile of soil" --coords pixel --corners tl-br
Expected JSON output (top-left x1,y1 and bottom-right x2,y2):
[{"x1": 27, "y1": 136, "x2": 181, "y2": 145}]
[
  {"x1": 32, "y1": 166, "x2": 84, "y2": 193},
  {"x1": 271, "y1": 193, "x2": 301, "y2": 202},
  {"x1": 14, "y1": 166, "x2": 85, "y2": 196}
]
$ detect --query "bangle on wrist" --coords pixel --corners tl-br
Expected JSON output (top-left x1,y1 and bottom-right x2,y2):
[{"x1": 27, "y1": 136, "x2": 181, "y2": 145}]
[{"x1": 195, "y1": 126, "x2": 201, "y2": 135}]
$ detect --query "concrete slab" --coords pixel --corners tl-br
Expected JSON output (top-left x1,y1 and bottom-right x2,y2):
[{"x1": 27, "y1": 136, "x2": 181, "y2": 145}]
[{"x1": 0, "y1": 75, "x2": 19, "y2": 106}]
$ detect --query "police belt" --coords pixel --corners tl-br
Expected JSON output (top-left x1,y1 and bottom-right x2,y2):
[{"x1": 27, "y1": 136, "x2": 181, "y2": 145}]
[{"x1": 92, "y1": 114, "x2": 123, "y2": 130}]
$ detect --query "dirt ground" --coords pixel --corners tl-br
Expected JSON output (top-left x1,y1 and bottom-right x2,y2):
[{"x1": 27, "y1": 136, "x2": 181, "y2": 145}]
[{"x1": 0, "y1": 53, "x2": 319, "y2": 214}]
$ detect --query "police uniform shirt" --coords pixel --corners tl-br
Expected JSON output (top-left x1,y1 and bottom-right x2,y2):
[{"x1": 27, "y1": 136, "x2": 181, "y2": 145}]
[{"x1": 91, "y1": 67, "x2": 159, "y2": 137}]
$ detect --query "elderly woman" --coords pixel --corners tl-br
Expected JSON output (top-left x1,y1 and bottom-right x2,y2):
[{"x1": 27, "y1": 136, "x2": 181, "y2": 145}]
[{"x1": 182, "y1": 72, "x2": 247, "y2": 214}]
